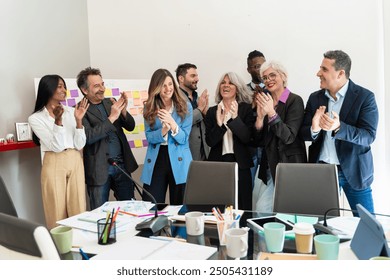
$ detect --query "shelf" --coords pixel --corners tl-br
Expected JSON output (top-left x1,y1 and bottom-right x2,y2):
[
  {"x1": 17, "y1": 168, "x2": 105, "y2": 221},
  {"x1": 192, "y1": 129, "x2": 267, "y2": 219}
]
[{"x1": 0, "y1": 141, "x2": 36, "y2": 152}]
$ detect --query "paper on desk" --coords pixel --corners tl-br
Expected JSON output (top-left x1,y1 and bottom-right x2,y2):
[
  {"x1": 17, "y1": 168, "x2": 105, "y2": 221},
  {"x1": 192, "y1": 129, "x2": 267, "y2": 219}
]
[
  {"x1": 98, "y1": 200, "x2": 153, "y2": 214},
  {"x1": 57, "y1": 211, "x2": 138, "y2": 233},
  {"x1": 320, "y1": 216, "x2": 360, "y2": 239},
  {"x1": 169, "y1": 209, "x2": 244, "y2": 224},
  {"x1": 91, "y1": 236, "x2": 217, "y2": 260}
]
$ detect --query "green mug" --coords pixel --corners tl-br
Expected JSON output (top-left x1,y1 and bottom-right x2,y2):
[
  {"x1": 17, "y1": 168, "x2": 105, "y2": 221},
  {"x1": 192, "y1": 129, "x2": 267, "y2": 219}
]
[
  {"x1": 50, "y1": 226, "x2": 73, "y2": 254},
  {"x1": 314, "y1": 234, "x2": 339, "y2": 260}
]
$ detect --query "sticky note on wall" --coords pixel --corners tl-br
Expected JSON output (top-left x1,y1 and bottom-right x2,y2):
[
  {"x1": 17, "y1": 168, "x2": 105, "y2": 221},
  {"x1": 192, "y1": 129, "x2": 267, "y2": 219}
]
[
  {"x1": 70, "y1": 89, "x2": 79, "y2": 98},
  {"x1": 112, "y1": 88, "x2": 120, "y2": 96},
  {"x1": 134, "y1": 139, "x2": 143, "y2": 148},
  {"x1": 104, "y1": 88, "x2": 112, "y2": 96}
]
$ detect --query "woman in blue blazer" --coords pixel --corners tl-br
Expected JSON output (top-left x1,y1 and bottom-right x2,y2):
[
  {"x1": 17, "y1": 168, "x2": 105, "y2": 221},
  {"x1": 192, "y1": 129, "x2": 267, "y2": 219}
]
[{"x1": 141, "y1": 69, "x2": 193, "y2": 204}]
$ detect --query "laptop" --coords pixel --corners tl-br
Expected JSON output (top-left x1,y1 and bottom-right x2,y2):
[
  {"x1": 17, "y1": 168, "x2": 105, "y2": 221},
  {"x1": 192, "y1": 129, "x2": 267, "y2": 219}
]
[
  {"x1": 350, "y1": 204, "x2": 390, "y2": 259},
  {"x1": 178, "y1": 204, "x2": 226, "y2": 215}
]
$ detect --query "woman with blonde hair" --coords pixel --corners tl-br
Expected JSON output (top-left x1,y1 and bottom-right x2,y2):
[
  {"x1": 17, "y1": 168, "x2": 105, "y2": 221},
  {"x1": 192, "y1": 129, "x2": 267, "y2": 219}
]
[
  {"x1": 141, "y1": 69, "x2": 193, "y2": 204},
  {"x1": 205, "y1": 72, "x2": 255, "y2": 210},
  {"x1": 254, "y1": 60, "x2": 307, "y2": 212}
]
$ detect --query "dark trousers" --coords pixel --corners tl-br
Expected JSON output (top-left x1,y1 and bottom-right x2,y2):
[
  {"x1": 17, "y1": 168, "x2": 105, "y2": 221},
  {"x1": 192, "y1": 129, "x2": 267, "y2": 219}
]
[
  {"x1": 222, "y1": 154, "x2": 253, "y2": 210},
  {"x1": 142, "y1": 146, "x2": 185, "y2": 205}
]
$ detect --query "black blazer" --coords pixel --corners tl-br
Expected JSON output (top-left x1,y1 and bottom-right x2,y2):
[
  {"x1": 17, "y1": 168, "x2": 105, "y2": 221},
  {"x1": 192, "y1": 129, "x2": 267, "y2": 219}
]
[
  {"x1": 82, "y1": 98, "x2": 138, "y2": 186},
  {"x1": 254, "y1": 92, "x2": 307, "y2": 183},
  {"x1": 205, "y1": 102, "x2": 255, "y2": 169}
]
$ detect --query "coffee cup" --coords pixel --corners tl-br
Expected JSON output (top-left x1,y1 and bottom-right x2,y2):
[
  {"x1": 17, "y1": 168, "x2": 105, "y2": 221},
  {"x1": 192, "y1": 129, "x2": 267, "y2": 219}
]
[
  {"x1": 225, "y1": 227, "x2": 249, "y2": 258},
  {"x1": 293, "y1": 222, "x2": 315, "y2": 253},
  {"x1": 314, "y1": 234, "x2": 340, "y2": 260},
  {"x1": 263, "y1": 222, "x2": 285, "y2": 253},
  {"x1": 50, "y1": 226, "x2": 73, "y2": 254},
  {"x1": 185, "y1": 211, "x2": 204, "y2": 236}
]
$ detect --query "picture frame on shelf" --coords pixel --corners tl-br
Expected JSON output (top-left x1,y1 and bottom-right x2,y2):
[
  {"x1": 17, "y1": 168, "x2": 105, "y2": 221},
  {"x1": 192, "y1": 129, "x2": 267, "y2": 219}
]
[{"x1": 15, "y1": 122, "x2": 32, "y2": 142}]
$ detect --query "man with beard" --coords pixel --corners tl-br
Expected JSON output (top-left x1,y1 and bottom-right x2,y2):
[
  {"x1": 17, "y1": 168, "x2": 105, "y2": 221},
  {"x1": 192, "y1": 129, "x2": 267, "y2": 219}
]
[
  {"x1": 175, "y1": 63, "x2": 209, "y2": 160},
  {"x1": 77, "y1": 67, "x2": 138, "y2": 209}
]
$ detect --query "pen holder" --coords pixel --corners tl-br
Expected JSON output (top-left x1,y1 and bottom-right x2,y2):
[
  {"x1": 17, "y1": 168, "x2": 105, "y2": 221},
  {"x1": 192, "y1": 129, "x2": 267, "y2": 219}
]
[
  {"x1": 97, "y1": 218, "x2": 116, "y2": 245},
  {"x1": 217, "y1": 219, "x2": 238, "y2": 246}
]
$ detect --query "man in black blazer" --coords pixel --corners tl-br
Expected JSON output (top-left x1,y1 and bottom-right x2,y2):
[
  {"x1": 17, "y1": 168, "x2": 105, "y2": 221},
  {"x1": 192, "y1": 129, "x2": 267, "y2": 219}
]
[
  {"x1": 300, "y1": 50, "x2": 379, "y2": 215},
  {"x1": 77, "y1": 67, "x2": 138, "y2": 210}
]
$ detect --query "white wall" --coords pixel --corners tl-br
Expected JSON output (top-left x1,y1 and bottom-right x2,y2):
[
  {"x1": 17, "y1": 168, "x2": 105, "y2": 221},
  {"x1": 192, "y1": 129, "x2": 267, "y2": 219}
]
[
  {"x1": 0, "y1": 0, "x2": 90, "y2": 223},
  {"x1": 87, "y1": 0, "x2": 389, "y2": 214}
]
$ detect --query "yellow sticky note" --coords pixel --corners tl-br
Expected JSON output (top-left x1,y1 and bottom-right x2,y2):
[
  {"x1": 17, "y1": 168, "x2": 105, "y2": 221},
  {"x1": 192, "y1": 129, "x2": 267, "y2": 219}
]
[
  {"x1": 134, "y1": 139, "x2": 143, "y2": 148},
  {"x1": 139, "y1": 123, "x2": 145, "y2": 131},
  {"x1": 123, "y1": 128, "x2": 131, "y2": 134},
  {"x1": 66, "y1": 90, "x2": 71, "y2": 97},
  {"x1": 131, "y1": 126, "x2": 140, "y2": 134},
  {"x1": 104, "y1": 88, "x2": 112, "y2": 96},
  {"x1": 132, "y1": 91, "x2": 140, "y2": 98}
]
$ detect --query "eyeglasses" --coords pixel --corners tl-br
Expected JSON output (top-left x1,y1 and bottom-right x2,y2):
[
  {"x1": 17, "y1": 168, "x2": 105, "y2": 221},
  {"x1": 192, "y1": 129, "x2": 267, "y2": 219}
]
[
  {"x1": 262, "y1": 72, "x2": 278, "y2": 82},
  {"x1": 250, "y1": 64, "x2": 262, "y2": 70}
]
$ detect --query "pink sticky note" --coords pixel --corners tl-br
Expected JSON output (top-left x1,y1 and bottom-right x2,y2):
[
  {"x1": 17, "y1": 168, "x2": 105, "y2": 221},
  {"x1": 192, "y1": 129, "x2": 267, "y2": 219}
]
[
  {"x1": 142, "y1": 139, "x2": 148, "y2": 147},
  {"x1": 70, "y1": 89, "x2": 79, "y2": 98},
  {"x1": 112, "y1": 88, "x2": 120, "y2": 96},
  {"x1": 67, "y1": 99, "x2": 76, "y2": 107},
  {"x1": 133, "y1": 98, "x2": 142, "y2": 106},
  {"x1": 128, "y1": 140, "x2": 135, "y2": 148}
]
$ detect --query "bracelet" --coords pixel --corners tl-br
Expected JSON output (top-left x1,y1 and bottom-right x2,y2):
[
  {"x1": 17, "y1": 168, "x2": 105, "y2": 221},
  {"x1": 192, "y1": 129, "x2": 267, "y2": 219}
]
[{"x1": 268, "y1": 113, "x2": 278, "y2": 123}]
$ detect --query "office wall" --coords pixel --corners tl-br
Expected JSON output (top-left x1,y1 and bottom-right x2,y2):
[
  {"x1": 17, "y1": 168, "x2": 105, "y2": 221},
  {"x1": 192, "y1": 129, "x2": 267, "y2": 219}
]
[
  {"x1": 87, "y1": 0, "x2": 390, "y2": 214},
  {"x1": 0, "y1": 0, "x2": 90, "y2": 223}
]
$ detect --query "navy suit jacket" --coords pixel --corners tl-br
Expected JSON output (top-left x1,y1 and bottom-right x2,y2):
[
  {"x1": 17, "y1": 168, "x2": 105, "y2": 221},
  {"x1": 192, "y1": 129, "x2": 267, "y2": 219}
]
[{"x1": 300, "y1": 80, "x2": 378, "y2": 190}]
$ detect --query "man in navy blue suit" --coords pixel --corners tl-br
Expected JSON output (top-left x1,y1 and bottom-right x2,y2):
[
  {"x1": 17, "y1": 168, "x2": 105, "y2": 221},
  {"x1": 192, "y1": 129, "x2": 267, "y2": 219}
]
[{"x1": 300, "y1": 50, "x2": 379, "y2": 215}]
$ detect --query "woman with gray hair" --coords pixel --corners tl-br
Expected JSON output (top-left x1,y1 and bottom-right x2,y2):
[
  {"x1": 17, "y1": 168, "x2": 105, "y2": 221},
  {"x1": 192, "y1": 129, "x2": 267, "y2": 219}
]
[
  {"x1": 253, "y1": 61, "x2": 307, "y2": 212},
  {"x1": 205, "y1": 72, "x2": 255, "y2": 210}
]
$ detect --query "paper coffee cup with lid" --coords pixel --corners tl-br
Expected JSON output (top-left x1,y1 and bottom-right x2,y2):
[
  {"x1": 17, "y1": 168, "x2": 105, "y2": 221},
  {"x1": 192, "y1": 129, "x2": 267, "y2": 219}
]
[{"x1": 293, "y1": 222, "x2": 315, "y2": 254}]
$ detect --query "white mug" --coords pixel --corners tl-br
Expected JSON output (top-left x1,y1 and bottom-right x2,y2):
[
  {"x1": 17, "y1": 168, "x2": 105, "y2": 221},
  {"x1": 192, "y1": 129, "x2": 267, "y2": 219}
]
[
  {"x1": 225, "y1": 227, "x2": 249, "y2": 258},
  {"x1": 185, "y1": 211, "x2": 204, "y2": 236},
  {"x1": 5, "y1": 133, "x2": 14, "y2": 143}
]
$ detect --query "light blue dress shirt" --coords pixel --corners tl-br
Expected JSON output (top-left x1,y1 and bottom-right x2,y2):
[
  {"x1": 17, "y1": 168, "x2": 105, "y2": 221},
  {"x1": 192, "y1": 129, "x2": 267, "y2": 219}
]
[{"x1": 312, "y1": 81, "x2": 349, "y2": 164}]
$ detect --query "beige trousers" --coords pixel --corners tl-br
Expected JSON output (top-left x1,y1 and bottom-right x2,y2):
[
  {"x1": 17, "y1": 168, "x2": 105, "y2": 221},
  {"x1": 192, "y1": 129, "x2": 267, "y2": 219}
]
[{"x1": 41, "y1": 149, "x2": 86, "y2": 229}]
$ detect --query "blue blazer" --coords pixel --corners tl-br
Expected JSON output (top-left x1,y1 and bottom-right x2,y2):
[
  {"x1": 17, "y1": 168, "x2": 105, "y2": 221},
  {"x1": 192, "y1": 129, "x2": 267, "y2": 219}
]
[
  {"x1": 300, "y1": 80, "x2": 379, "y2": 190},
  {"x1": 141, "y1": 102, "x2": 193, "y2": 185}
]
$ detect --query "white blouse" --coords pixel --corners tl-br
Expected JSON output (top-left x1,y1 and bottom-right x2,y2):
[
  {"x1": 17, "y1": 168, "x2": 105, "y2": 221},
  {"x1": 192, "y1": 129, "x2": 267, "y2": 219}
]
[
  {"x1": 28, "y1": 106, "x2": 86, "y2": 153},
  {"x1": 219, "y1": 102, "x2": 234, "y2": 155}
]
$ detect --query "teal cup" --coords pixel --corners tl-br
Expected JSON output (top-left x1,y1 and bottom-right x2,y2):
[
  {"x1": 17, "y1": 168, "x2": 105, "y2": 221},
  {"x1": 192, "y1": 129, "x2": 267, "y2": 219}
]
[
  {"x1": 263, "y1": 222, "x2": 285, "y2": 253},
  {"x1": 314, "y1": 234, "x2": 340, "y2": 260}
]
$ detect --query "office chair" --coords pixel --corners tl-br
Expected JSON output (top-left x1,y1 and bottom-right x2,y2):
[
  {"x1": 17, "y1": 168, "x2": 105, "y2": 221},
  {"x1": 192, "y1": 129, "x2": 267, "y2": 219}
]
[
  {"x1": 183, "y1": 161, "x2": 238, "y2": 208},
  {"x1": 0, "y1": 175, "x2": 18, "y2": 217},
  {"x1": 273, "y1": 163, "x2": 340, "y2": 216},
  {"x1": 0, "y1": 213, "x2": 60, "y2": 260}
]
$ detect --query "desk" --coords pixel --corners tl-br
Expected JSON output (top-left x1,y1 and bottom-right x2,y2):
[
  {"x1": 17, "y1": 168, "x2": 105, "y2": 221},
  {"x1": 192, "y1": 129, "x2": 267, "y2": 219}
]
[{"x1": 63, "y1": 209, "x2": 366, "y2": 260}]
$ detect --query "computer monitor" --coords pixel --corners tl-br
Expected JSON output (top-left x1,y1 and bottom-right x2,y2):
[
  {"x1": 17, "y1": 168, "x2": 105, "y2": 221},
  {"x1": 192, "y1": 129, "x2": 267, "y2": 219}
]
[{"x1": 350, "y1": 204, "x2": 390, "y2": 260}]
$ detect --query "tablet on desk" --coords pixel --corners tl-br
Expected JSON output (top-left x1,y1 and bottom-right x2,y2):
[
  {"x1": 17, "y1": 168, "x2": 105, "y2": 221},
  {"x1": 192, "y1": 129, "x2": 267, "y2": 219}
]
[
  {"x1": 247, "y1": 216, "x2": 294, "y2": 233},
  {"x1": 178, "y1": 204, "x2": 226, "y2": 215}
]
